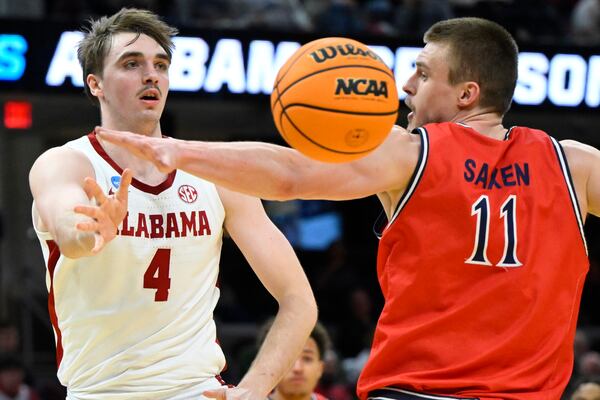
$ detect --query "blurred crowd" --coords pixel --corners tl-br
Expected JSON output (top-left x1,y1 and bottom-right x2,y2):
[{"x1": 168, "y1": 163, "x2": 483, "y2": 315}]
[{"x1": 0, "y1": 0, "x2": 599, "y2": 45}]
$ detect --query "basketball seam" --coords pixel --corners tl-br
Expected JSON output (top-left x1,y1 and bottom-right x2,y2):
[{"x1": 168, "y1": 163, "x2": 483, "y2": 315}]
[
  {"x1": 277, "y1": 64, "x2": 396, "y2": 102},
  {"x1": 274, "y1": 41, "x2": 321, "y2": 89},
  {"x1": 282, "y1": 103, "x2": 398, "y2": 116},
  {"x1": 279, "y1": 111, "x2": 382, "y2": 155}
]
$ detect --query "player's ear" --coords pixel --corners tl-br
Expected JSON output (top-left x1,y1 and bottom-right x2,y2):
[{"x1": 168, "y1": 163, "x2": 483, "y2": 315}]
[
  {"x1": 457, "y1": 81, "x2": 480, "y2": 109},
  {"x1": 87, "y1": 74, "x2": 103, "y2": 99}
]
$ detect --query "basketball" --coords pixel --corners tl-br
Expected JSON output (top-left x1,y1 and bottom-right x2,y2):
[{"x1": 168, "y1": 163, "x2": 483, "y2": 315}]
[{"x1": 271, "y1": 37, "x2": 398, "y2": 163}]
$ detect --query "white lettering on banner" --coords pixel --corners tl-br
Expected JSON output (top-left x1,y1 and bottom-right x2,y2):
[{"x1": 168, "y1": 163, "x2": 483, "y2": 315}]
[
  {"x1": 394, "y1": 47, "x2": 422, "y2": 100},
  {"x1": 548, "y1": 54, "x2": 587, "y2": 106},
  {"x1": 587, "y1": 56, "x2": 600, "y2": 107},
  {"x1": 37, "y1": 31, "x2": 599, "y2": 108},
  {"x1": 170, "y1": 37, "x2": 209, "y2": 91},
  {"x1": 247, "y1": 40, "x2": 300, "y2": 94},
  {"x1": 204, "y1": 39, "x2": 245, "y2": 93},
  {"x1": 46, "y1": 31, "x2": 84, "y2": 87},
  {"x1": 515, "y1": 52, "x2": 549, "y2": 105}
]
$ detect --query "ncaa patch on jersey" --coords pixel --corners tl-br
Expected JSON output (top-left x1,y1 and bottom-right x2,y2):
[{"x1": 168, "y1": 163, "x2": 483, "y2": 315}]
[
  {"x1": 178, "y1": 185, "x2": 198, "y2": 204},
  {"x1": 111, "y1": 175, "x2": 121, "y2": 188}
]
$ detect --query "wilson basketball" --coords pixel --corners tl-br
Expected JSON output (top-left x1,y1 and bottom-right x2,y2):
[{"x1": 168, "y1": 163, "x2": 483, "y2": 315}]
[{"x1": 271, "y1": 37, "x2": 398, "y2": 163}]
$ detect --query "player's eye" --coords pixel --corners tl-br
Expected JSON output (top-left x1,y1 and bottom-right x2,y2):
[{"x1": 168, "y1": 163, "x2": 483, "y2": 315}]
[
  {"x1": 155, "y1": 62, "x2": 169, "y2": 71},
  {"x1": 124, "y1": 60, "x2": 138, "y2": 69}
]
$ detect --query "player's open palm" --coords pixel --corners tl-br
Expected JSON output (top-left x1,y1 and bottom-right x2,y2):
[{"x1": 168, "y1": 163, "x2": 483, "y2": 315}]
[
  {"x1": 74, "y1": 169, "x2": 133, "y2": 254},
  {"x1": 95, "y1": 126, "x2": 179, "y2": 173}
]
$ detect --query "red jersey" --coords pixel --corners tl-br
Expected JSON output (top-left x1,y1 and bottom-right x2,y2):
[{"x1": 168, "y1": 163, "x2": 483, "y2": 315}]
[{"x1": 357, "y1": 123, "x2": 589, "y2": 400}]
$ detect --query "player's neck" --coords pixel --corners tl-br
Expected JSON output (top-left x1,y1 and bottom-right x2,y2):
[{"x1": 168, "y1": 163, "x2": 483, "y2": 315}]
[
  {"x1": 100, "y1": 115, "x2": 162, "y2": 138},
  {"x1": 454, "y1": 110, "x2": 506, "y2": 141}
]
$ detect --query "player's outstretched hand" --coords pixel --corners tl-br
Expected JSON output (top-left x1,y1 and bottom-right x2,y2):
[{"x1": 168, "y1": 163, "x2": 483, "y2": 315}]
[
  {"x1": 95, "y1": 126, "x2": 179, "y2": 173},
  {"x1": 74, "y1": 168, "x2": 133, "y2": 254},
  {"x1": 203, "y1": 387, "x2": 264, "y2": 400}
]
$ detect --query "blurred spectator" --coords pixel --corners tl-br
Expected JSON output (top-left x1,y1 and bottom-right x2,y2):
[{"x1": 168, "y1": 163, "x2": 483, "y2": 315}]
[
  {"x1": 316, "y1": 0, "x2": 364, "y2": 35},
  {"x1": 0, "y1": 322, "x2": 19, "y2": 355},
  {"x1": 0, "y1": 0, "x2": 44, "y2": 18},
  {"x1": 240, "y1": 0, "x2": 313, "y2": 32},
  {"x1": 258, "y1": 320, "x2": 338, "y2": 400},
  {"x1": 0, "y1": 355, "x2": 39, "y2": 400},
  {"x1": 570, "y1": 0, "x2": 600, "y2": 45},
  {"x1": 316, "y1": 350, "x2": 353, "y2": 400},
  {"x1": 395, "y1": 0, "x2": 454, "y2": 38},
  {"x1": 580, "y1": 352, "x2": 600, "y2": 379},
  {"x1": 336, "y1": 288, "x2": 376, "y2": 358},
  {"x1": 570, "y1": 376, "x2": 600, "y2": 400},
  {"x1": 169, "y1": 0, "x2": 236, "y2": 28},
  {"x1": 363, "y1": 0, "x2": 397, "y2": 36}
]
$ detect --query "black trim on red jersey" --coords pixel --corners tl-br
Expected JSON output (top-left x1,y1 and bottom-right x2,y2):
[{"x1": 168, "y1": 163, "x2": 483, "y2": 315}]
[
  {"x1": 87, "y1": 132, "x2": 177, "y2": 195},
  {"x1": 373, "y1": 127, "x2": 429, "y2": 239},
  {"x1": 368, "y1": 387, "x2": 479, "y2": 400},
  {"x1": 504, "y1": 126, "x2": 516, "y2": 140},
  {"x1": 550, "y1": 137, "x2": 588, "y2": 254}
]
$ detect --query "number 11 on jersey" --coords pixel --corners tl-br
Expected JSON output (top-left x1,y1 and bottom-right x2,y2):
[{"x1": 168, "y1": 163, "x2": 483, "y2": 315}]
[{"x1": 466, "y1": 194, "x2": 522, "y2": 267}]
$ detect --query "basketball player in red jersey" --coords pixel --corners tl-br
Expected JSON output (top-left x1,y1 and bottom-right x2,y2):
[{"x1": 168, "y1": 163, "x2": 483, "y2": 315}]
[
  {"x1": 98, "y1": 17, "x2": 600, "y2": 400},
  {"x1": 29, "y1": 8, "x2": 317, "y2": 400}
]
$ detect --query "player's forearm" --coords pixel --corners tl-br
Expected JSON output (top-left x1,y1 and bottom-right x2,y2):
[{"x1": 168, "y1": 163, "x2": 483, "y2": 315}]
[
  {"x1": 53, "y1": 212, "x2": 96, "y2": 259},
  {"x1": 238, "y1": 292, "x2": 318, "y2": 397},
  {"x1": 176, "y1": 140, "x2": 305, "y2": 200}
]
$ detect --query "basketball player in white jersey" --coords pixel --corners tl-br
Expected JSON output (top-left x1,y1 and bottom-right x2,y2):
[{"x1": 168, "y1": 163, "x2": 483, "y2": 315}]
[{"x1": 28, "y1": 8, "x2": 317, "y2": 400}]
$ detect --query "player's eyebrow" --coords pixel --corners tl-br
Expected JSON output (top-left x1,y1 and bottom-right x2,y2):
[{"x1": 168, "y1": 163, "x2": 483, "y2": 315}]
[
  {"x1": 116, "y1": 51, "x2": 170, "y2": 63},
  {"x1": 415, "y1": 61, "x2": 430, "y2": 71}
]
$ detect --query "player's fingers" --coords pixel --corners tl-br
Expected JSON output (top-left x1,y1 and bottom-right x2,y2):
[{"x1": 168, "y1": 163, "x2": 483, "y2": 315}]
[
  {"x1": 74, "y1": 205, "x2": 102, "y2": 219},
  {"x1": 116, "y1": 169, "x2": 133, "y2": 201},
  {"x1": 96, "y1": 126, "x2": 136, "y2": 147},
  {"x1": 202, "y1": 389, "x2": 226, "y2": 400},
  {"x1": 83, "y1": 177, "x2": 108, "y2": 204},
  {"x1": 75, "y1": 220, "x2": 99, "y2": 232}
]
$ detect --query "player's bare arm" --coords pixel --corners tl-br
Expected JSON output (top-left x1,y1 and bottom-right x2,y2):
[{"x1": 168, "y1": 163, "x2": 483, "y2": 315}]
[
  {"x1": 562, "y1": 139, "x2": 600, "y2": 218},
  {"x1": 29, "y1": 147, "x2": 132, "y2": 258},
  {"x1": 97, "y1": 125, "x2": 420, "y2": 202},
  {"x1": 206, "y1": 186, "x2": 317, "y2": 399}
]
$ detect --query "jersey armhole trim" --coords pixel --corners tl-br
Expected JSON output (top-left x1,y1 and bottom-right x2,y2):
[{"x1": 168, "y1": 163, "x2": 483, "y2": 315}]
[
  {"x1": 550, "y1": 137, "x2": 588, "y2": 255},
  {"x1": 375, "y1": 127, "x2": 429, "y2": 239}
]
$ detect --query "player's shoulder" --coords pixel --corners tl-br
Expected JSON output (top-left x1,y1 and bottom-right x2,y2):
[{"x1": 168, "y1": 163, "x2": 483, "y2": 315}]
[
  {"x1": 30, "y1": 138, "x2": 94, "y2": 178},
  {"x1": 34, "y1": 143, "x2": 89, "y2": 166},
  {"x1": 560, "y1": 139, "x2": 598, "y2": 154},
  {"x1": 560, "y1": 139, "x2": 600, "y2": 173}
]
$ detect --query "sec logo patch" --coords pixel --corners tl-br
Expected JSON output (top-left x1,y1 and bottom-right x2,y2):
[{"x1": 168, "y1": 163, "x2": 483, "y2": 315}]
[{"x1": 178, "y1": 185, "x2": 198, "y2": 204}]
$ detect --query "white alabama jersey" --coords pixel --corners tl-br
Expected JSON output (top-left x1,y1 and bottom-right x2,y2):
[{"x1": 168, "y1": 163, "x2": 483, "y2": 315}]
[{"x1": 33, "y1": 133, "x2": 227, "y2": 399}]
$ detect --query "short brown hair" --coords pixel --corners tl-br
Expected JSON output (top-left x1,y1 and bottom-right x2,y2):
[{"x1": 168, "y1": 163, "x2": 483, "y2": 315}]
[
  {"x1": 77, "y1": 8, "x2": 178, "y2": 104},
  {"x1": 424, "y1": 17, "x2": 518, "y2": 115}
]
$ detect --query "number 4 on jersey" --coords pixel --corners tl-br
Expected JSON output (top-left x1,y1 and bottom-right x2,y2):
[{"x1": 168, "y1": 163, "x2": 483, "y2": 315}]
[
  {"x1": 144, "y1": 249, "x2": 172, "y2": 301},
  {"x1": 466, "y1": 194, "x2": 522, "y2": 267}
]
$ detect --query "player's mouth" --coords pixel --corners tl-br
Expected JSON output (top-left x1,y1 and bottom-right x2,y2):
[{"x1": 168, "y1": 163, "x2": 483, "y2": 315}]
[{"x1": 138, "y1": 88, "x2": 161, "y2": 106}]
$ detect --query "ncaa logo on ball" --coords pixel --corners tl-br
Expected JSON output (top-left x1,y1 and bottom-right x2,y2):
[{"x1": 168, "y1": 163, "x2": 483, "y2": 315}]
[
  {"x1": 178, "y1": 185, "x2": 198, "y2": 203},
  {"x1": 335, "y1": 78, "x2": 389, "y2": 98},
  {"x1": 345, "y1": 129, "x2": 369, "y2": 147}
]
